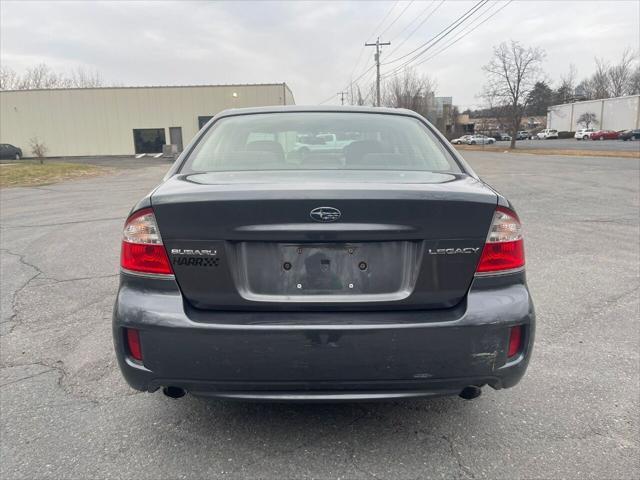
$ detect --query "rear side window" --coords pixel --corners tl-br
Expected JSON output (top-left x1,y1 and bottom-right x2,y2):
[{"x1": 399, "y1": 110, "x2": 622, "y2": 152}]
[{"x1": 180, "y1": 112, "x2": 461, "y2": 173}]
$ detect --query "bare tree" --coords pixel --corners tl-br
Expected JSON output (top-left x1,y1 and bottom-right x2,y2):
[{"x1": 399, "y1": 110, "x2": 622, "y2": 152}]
[
  {"x1": 0, "y1": 63, "x2": 107, "y2": 90},
  {"x1": 590, "y1": 58, "x2": 611, "y2": 99},
  {"x1": 555, "y1": 64, "x2": 578, "y2": 103},
  {"x1": 482, "y1": 40, "x2": 545, "y2": 148},
  {"x1": 577, "y1": 112, "x2": 598, "y2": 129},
  {"x1": 630, "y1": 65, "x2": 640, "y2": 95},
  {"x1": 608, "y1": 49, "x2": 636, "y2": 97},
  {"x1": 348, "y1": 83, "x2": 367, "y2": 106},
  {"x1": 575, "y1": 78, "x2": 594, "y2": 100},
  {"x1": 381, "y1": 69, "x2": 437, "y2": 119},
  {"x1": 18, "y1": 64, "x2": 70, "y2": 89},
  {"x1": 0, "y1": 66, "x2": 20, "y2": 90},
  {"x1": 29, "y1": 137, "x2": 48, "y2": 164},
  {"x1": 68, "y1": 67, "x2": 104, "y2": 88}
]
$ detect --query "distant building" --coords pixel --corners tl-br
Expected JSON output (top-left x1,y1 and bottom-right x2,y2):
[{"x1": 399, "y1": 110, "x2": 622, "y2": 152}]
[
  {"x1": 0, "y1": 83, "x2": 295, "y2": 157},
  {"x1": 547, "y1": 95, "x2": 640, "y2": 132},
  {"x1": 433, "y1": 97, "x2": 454, "y2": 133},
  {"x1": 459, "y1": 114, "x2": 546, "y2": 135}
]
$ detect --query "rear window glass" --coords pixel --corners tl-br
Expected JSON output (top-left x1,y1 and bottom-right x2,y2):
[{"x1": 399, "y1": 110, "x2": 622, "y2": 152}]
[{"x1": 180, "y1": 112, "x2": 461, "y2": 173}]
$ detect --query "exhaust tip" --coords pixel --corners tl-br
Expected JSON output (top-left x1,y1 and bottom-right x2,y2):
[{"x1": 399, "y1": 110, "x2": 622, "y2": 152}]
[
  {"x1": 459, "y1": 386, "x2": 482, "y2": 400},
  {"x1": 162, "y1": 386, "x2": 186, "y2": 399}
]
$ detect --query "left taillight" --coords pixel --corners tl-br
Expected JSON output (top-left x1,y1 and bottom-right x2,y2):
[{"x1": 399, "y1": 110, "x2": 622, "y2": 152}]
[
  {"x1": 476, "y1": 206, "x2": 525, "y2": 274},
  {"x1": 120, "y1": 208, "x2": 173, "y2": 276}
]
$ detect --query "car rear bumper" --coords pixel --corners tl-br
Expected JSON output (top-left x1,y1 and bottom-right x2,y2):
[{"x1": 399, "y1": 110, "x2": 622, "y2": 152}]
[{"x1": 113, "y1": 272, "x2": 535, "y2": 401}]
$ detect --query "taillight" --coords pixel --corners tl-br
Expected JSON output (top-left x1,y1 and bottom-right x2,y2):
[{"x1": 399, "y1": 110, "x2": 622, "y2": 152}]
[
  {"x1": 508, "y1": 325, "x2": 523, "y2": 358},
  {"x1": 120, "y1": 208, "x2": 173, "y2": 275},
  {"x1": 125, "y1": 328, "x2": 143, "y2": 361},
  {"x1": 476, "y1": 206, "x2": 525, "y2": 274}
]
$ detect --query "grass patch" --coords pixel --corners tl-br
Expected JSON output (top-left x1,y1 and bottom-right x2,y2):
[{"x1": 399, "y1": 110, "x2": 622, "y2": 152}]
[
  {"x1": 0, "y1": 161, "x2": 107, "y2": 188},
  {"x1": 454, "y1": 145, "x2": 640, "y2": 159}
]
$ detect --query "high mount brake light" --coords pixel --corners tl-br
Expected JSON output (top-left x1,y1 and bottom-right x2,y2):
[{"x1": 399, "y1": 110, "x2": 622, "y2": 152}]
[
  {"x1": 476, "y1": 206, "x2": 525, "y2": 274},
  {"x1": 120, "y1": 208, "x2": 173, "y2": 275}
]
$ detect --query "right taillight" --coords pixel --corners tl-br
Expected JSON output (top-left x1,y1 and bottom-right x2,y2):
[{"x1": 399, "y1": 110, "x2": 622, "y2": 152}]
[
  {"x1": 120, "y1": 208, "x2": 173, "y2": 276},
  {"x1": 476, "y1": 206, "x2": 525, "y2": 274}
]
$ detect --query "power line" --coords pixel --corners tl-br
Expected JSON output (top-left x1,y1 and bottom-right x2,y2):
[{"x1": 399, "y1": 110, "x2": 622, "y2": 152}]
[
  {"x1": 380, "y1": 0, "x2": 490, "y2": 79},
  {"x1": 318, "y1": 63, "x2": 375, "y2": 105},
  {"x1": 385, "y1": 0, "x2": 444, "y2": 57},
  {"x1": 319, "y1": 1, "x2": 399, "y2": 104},
  {"x1": 411, "y1": 1, "x2": 513, "y2": 69},
  {"x1": 378, "y1": 0, "x2": 415, "y2": 39},
  {"x1": 348, "y1": 1, "x2": 398, "y2": 85},
  {"x1": 387, "y1": 0, "x2": 435, "y2": 43},
  {"x1": 365, "y1": 0, "x2": 400, "y2": 43},
  {"x1": 382, "y1": 0, "x2": 488, "y2": 67}
]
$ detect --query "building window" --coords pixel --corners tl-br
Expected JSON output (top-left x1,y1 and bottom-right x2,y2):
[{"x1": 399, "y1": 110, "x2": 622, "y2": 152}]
[
  {"x1": 198, "y1": 116, "x2": 213, "y2": 130},
  {"x1": 133, "y1": 129, "x2": 166, "y2": 154}
]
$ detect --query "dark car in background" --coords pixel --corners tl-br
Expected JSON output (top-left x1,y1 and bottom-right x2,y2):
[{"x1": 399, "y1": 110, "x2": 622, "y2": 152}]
[
  {"x1": 113, "y1": 106, "x2": 535, "y2": 402},
  {"x1": 0, "y1": 143, "x2": 23, "y2": 160},
  {"x1": 590, "y1": 129, "x2": 619, "y2": 140},
  {"x1": 494, "y1": 132, "x2": 512, "y2": 141},
  {"x1": 618, "y1": 129, "x2": 640, "y2": 141}
]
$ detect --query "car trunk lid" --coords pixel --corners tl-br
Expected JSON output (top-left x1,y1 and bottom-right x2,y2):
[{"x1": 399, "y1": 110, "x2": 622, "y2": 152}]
[{"x1": 151, "y1": 170, "x2": 497, "y2": 311}]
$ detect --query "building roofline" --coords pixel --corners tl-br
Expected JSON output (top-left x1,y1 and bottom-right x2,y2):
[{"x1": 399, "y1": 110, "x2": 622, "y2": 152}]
[
  {"x1": 0, "y1": 82, "x2": 292, "y2": 94},
  {"x1": 548, "y1": 94, "x2": 640, "y2": 109}
]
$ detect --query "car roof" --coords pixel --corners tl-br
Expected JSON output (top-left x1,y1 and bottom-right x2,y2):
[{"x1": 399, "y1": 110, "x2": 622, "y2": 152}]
[{"x1": 214, "y1": 105, "x2": 424, "y2": 119}]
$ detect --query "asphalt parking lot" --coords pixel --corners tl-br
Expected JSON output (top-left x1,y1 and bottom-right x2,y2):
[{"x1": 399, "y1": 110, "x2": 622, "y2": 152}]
[
  {"x1": 1, "y1": 152, "x2": 638, "y2": 479},
  {"x1": 477, "y1": 138, "x2": 640, "y2": 152}
]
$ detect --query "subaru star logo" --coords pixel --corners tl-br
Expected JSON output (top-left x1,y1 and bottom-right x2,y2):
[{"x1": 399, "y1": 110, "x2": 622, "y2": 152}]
[{"x1": 310, "y1": 207, "x2": 341, "y2": 223}]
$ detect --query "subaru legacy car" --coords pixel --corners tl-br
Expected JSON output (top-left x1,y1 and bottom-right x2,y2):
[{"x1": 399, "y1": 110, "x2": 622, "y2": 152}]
[{"x1": 113, "y1": 106, "x2": 535, "y2": 402}]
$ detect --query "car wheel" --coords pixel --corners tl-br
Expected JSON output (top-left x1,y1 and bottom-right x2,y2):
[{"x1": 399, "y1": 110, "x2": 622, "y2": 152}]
[
  {"x1": 470, "y1": 141, "x2": 476, "y2": 145},
  {"x1": 599, "y1": 137, "x2": 604, "y2": 141},
  {"x1": 15, "y1": 153, "x2": 21, "y2": 160}
]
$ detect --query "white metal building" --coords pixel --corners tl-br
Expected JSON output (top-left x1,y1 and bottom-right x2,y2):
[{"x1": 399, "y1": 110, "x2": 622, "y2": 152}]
[
  {"x1": 547, "y1": 95, "x2": 640, "y2": 132},
  {"x1": 0, "y1": 83, "x2": 295, "y2": 157}
]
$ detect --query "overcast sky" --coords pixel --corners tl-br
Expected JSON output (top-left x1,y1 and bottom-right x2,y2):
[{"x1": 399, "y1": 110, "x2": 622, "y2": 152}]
[{"x1": 1, "y1": 0, "x2": 638, "y2": 108}]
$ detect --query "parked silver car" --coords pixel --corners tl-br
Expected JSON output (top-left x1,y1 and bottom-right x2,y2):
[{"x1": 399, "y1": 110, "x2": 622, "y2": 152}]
[
  {"x1": 451, "y1": 135, "x2": 473, "y2": 145},
  {"x1": 467, "y1": 134, "x2": 496, "y2": 145}
]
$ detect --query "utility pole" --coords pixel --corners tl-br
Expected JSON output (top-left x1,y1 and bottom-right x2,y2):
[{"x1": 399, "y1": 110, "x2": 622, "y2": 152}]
[
  {"x1": 337, "y1": 91, "x2": 348, "y2": 105},
  {"x1": 365, "y1": 37, "x2": 390, "y2": 107}
]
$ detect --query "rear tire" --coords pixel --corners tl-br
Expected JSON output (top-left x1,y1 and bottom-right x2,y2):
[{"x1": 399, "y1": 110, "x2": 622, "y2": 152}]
[
  {"x1": 470, "y1": 141, "x2": 476, "y2": 145},
  {"x1": 15, "y1": 153, "x2": 20, "y2": 160}
]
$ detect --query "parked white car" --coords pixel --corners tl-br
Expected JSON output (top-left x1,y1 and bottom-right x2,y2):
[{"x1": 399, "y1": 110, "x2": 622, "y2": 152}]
[
  {"x1": 537, "y1": 129, "x2": 558, "y2": 139},
  {"x1": 466, "y1": 134, "x2": 495, "y2": 145},
  {"x1": 574, "y1": 128, "x2": 594, "y2": 140},
  {"x1": 451, "y1": 135, "x2": 473, "y2": 145}
]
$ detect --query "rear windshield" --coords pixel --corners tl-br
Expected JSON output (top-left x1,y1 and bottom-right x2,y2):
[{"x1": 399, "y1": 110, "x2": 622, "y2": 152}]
[{"x1": 180, "y1": 112, "x2": 461, "y2": 173}]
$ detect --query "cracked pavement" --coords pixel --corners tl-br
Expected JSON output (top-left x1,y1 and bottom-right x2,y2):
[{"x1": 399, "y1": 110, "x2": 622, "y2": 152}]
[{"x1": 1, "y1": 153, "x2": 638, "y2": 479}]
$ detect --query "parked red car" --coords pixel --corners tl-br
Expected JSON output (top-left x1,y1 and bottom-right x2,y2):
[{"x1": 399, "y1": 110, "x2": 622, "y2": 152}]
[{"x1": 590, "y1": 130, "x2": 619, "y2": 140}]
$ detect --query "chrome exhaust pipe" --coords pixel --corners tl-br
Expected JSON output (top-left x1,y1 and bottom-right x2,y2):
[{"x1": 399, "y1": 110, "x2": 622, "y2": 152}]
[
  {"x1": 459, "y1": 386, "x2": 482, "y2": 400},
  {"x1": 162, "y1": 386, "x2": 186, "y2": 399}
]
